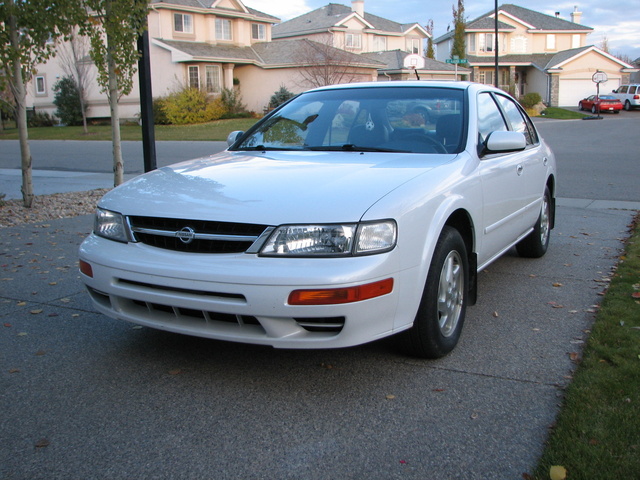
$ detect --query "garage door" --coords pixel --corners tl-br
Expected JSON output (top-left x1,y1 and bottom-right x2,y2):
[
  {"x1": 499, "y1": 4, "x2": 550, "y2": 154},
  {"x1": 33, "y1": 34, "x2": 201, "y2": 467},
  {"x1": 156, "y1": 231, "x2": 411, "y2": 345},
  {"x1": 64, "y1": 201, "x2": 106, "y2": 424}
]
[{"x1": 558, "y1": 78, "x2": 621, "y2": 107}]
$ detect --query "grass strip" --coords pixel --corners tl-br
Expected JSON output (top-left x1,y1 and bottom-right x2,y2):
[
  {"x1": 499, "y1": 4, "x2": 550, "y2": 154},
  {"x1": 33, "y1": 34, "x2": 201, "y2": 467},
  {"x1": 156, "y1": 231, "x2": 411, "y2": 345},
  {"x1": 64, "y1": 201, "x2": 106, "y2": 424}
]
[
  {"x1": 533, "y1": 213, "x2": 640, "y2": 480},
  {"x1": 0, "y1": 118, "x2": 258, "y2": 142}
]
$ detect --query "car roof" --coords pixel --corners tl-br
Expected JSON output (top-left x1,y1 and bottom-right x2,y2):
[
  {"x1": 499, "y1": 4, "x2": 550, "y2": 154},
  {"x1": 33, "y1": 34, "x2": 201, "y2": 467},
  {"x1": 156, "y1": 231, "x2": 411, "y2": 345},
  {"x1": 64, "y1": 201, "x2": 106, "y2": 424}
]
[{"x1": 307, "y1": 80, "x2": 480, "y2": 93}]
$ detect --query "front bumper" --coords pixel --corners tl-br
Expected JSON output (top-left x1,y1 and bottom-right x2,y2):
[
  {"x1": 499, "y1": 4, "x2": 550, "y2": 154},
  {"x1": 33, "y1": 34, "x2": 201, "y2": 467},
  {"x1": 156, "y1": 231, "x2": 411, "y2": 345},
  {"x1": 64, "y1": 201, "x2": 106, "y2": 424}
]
[{"x1": 79, "y1": 235, "x2": 418, "y2": 349}]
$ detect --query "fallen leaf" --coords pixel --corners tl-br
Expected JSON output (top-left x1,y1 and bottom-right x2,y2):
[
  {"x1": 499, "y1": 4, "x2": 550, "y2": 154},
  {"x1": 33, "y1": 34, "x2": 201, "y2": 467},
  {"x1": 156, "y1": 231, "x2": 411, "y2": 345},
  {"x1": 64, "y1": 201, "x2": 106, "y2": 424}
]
[
  {"x1": 48, "y1": 282, "x2": 57, "y2": 286},
  {"x1": 470, "y1": 412, "x2": 479, "y2": 419},
  {"x1": 34, "y1": 438, "x2": 50, "y2": 449},
  {"x1": 35, "y1": 350, "x2": 46, "y2": 356},
  {"x1": 9, "y1": 368, "x2": 20, "y2": 374},
  {"x1": 3, "y1": 323, "x2": 11, "y2": 328},
  {"x1": 168, "y1": 369, "x2": 183, "y2": 375},
  {"x1": 632, "y1": 292, "x2": 640, "y2": 299},
  {"x1": 30, "y1": 309, "x2": 43, "y2": 315},
  {"x1": 386, "y1": 394, "x2": 396, "y2": 400},
  {"x1": 17, "y1": 332, "x2": 28, "y2": 336},
  {"x1": 569, "y1": 352, "x2": 579, "y2": 362},
  {"x1": 552, "y1": 282, "x2": 563, "y2": 287},
  {"x1": 492, "y1": 311, "x2": 499, "y2": 318},
  {"x1": 550, "y1": 465, "x2": 567, "y2": 480},
  {"x1": 17, "y1": 301, "x2": 27, "y2": 307}
]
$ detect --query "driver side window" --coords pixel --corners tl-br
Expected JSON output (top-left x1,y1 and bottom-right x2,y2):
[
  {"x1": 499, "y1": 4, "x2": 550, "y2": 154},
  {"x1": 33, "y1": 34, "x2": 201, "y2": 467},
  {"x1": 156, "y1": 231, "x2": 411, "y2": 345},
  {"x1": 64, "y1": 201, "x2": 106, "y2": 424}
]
[{"x1": 477, "y1": 92, "x2": 508, "y2": 144}]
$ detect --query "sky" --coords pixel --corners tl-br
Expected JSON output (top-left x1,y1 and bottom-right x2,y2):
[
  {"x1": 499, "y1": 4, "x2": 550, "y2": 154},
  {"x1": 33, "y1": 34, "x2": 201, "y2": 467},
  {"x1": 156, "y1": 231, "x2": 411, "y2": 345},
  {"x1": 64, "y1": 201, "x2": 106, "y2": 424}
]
[{"x1": 245, "y1": 0, "x2": 640, "y2": 62}]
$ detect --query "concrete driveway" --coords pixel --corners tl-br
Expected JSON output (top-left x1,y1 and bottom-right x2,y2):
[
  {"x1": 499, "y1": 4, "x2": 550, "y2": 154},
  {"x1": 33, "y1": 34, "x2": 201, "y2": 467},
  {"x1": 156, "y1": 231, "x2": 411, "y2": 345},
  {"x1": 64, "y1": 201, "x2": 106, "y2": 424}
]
[{"x1": 1, "y1": 114, "x2": 639, "y2": 479}]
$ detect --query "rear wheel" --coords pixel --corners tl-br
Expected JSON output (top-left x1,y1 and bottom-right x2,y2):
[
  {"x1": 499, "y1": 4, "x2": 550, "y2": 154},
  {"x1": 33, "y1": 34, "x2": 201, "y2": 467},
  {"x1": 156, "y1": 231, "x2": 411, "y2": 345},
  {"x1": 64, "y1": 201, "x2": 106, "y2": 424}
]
[
  {"x1": 401, "y1": 226, "x2": 468, "y2": 359},
  {"x1": 625, "y1": 100, "x2": 631, "y2": 111},
  {"x1": 591, "y1": 105, "x2": 597, "y2": 114},
  {"x1": 516, "y1": 186, "x2": 551, "y2": 258}
]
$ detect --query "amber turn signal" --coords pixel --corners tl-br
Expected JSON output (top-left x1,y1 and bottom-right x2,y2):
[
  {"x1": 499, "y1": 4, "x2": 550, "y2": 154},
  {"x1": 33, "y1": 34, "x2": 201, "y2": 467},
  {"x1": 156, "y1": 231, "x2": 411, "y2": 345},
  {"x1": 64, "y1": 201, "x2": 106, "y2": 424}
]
[{"x1": 288, "y1": 278, "x2": 393, "y2": 305}]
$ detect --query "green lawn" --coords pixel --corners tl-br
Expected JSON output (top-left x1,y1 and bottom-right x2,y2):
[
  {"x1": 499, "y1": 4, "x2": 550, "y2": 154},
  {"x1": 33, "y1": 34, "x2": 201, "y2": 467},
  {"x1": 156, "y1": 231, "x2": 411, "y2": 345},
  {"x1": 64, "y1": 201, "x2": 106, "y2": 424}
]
[
  {"x1": 0, "y1": 118, "x2": 259, "y2": 142},
  {"x1": 532, "y1": 213, "x2": 640, "y2": 480}
]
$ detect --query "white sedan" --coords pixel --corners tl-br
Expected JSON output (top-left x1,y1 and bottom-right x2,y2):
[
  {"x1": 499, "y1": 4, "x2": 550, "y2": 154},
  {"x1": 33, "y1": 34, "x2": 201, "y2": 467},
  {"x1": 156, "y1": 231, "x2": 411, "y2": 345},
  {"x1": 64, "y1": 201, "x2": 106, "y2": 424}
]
[{"x1": 79, "y1": 81, "x2": 556, "y2": 358}]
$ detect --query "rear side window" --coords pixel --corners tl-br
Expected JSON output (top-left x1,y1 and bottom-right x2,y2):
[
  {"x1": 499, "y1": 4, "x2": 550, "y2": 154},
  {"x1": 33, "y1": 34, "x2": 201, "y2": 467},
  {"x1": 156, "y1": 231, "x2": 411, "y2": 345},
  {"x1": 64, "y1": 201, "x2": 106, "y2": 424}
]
[{"x1": 630, "y1": 86, "x2": 638, "y2": 94}]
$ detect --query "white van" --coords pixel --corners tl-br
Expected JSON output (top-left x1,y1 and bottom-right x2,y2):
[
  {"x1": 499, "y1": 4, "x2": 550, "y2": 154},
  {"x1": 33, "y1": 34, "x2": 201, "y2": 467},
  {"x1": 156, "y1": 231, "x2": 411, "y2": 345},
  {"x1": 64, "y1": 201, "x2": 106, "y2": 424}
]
[{"x1": 611, "y1": 84, "x2": 640, "y2": 110}]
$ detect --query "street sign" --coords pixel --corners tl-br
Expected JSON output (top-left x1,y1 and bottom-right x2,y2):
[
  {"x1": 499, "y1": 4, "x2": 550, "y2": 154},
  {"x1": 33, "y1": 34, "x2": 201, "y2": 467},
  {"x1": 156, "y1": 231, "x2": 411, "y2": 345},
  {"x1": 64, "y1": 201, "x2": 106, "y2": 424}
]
[{"x1": 446, "y1": 58, "x2": 466, "y2": 64}]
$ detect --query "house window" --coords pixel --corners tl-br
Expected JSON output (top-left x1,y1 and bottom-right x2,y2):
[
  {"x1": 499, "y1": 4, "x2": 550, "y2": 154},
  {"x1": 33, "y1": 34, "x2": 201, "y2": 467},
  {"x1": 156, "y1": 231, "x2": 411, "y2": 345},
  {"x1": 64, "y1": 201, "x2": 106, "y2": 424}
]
[
  {"x1": 373, "y1": 35, "x2": 387, "y2": 51},
  {"x1": 174, "y1": 13, "x2": 193, "y2": 33},
  {"x1": 478, "y1": 70, "x2": 493, "y2": 86},
  {"x1": 468, "y1": 33, "x2": 476, "y2": 53},
  {"x1": 546, "y1": 34, "x2": 556, "y2": 50},
  {"x1": 251, "y1": 23, "x2": 266, "y2": 40},
  {"x1": 188, "y1": 65, "x2": 200, "y2": 90},
  {"x1": 479, "y1": 33, "x2": 493, "y2": 52},
  {"x1": 345, "y1": 33, "x2": 362, "y2": 49},
  {"x1": 35, "y1": 75, "x2": 46, "y2": 95},
  {"x1": 216, "y1": 18, "x2": 232, "y2": 40},
  {"x1": 572, "y1": 34, "x2": 580, "y2": 48},
  {"x1": 511, "y1": 35, "x2": 527, "y2": 53},
  {"x1": 407, "y1": 38, "x2": 420, "y2": 54},
  {"x1": 205, "y1": 65, "x2": 221, "y2": 93}
]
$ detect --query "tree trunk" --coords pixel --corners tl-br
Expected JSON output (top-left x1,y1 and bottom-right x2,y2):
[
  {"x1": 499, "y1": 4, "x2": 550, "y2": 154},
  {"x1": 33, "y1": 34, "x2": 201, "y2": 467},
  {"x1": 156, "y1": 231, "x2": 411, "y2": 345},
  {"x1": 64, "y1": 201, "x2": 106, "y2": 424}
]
[
  {"x1": 9, "y1": 8, "x2": 34, "y2": 208},
  {"x1": 106, "y1": 33, "x2": 124, "y2": 187}
]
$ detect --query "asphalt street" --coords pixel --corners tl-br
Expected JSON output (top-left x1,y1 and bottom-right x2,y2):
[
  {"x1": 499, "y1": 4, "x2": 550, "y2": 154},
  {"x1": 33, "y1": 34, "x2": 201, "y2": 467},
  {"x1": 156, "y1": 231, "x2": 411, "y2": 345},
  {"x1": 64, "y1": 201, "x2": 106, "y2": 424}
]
[{"x1": 1, "y1": 112, "x2": 639, "y2": 479}]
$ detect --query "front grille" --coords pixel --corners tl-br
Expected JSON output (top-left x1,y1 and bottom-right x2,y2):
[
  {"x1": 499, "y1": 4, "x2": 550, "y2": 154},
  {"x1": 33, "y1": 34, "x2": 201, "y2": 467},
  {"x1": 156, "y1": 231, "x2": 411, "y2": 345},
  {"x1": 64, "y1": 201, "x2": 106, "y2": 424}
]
[{"x1": 128, "y1": 216, "x2": 269, "y2": 253}]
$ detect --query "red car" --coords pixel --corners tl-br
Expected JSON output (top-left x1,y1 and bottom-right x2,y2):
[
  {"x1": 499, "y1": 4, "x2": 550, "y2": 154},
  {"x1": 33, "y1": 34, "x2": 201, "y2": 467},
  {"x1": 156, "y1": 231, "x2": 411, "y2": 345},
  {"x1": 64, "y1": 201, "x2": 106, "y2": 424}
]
[{"x1": 578, "y1": 95, "x2": 623, "y2": 114}]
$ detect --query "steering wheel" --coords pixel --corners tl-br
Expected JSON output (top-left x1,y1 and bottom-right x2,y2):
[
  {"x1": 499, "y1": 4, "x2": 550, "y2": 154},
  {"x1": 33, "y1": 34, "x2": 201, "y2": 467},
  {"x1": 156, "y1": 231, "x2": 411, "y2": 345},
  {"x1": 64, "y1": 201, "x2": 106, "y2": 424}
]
[{"x1": 402, "y1": 133, "x2": 447, "y2": 154}]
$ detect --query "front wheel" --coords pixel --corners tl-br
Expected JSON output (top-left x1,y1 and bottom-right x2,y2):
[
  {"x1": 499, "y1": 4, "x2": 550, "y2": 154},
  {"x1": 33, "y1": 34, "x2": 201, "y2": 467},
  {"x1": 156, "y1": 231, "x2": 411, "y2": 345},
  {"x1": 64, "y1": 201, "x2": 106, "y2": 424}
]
[
  {"x1": 516, "y1": 186, "x2": 551, "y2": 258},
  {"x1": 400, "y1": 227, "x2": 469, "y2": 359},
  {"x1": 578, "y1": 102, "x2": 583, "y2": 111}
]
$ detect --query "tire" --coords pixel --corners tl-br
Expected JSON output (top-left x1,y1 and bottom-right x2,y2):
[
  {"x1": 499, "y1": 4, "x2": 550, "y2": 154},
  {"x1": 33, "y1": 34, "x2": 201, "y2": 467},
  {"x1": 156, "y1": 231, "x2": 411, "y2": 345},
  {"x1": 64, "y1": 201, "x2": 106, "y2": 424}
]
[
  {"x1": 516, "y1": 186, "x2": 551, "y2": 258},
  {"x1": 400, "y1": 226, "x2": 469, "y2": 359},
  {"x1": 625, "y1": 100, "x2": 631, "y2": 111},
  {"x1": 591, "y1": 105, "x2": 597, "y2": 114},
  {"x1": 578, "y1": 102, "x2": 583, "y2": 111}
]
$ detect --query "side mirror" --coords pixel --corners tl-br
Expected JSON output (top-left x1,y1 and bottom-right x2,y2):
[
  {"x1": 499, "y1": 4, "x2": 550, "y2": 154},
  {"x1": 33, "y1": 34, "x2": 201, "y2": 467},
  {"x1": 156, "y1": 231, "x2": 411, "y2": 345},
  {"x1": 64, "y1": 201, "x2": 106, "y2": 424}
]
[
  {"x1": 227, "y1": 130, "x2": 244, "y2": 147},
  {"x1": 485, "y1": 131, "x2": 526, "y2": 153}
]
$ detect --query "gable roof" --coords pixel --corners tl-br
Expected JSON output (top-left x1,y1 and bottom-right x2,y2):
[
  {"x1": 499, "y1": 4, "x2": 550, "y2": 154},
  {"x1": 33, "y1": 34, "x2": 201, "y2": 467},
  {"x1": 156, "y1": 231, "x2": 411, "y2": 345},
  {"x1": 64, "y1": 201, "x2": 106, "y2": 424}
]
[
  {"x1": 272, "y1": 3, "x2": 427, "y2": 39},
  {"x1": 434, "y1": 3, "x2": 592, "y2": 43},
  {"x1": 150, "y1": 0, "x2": 280, "y2": 23},
  {"x1": 152, "y1": 38, "x2": 385, "y2": 68}
]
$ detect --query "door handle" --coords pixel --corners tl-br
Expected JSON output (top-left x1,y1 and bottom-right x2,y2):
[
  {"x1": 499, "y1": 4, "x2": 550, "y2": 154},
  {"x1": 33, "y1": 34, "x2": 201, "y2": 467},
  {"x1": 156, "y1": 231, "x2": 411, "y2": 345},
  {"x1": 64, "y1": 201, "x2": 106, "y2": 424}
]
[{"x1": 516, "y1": 164, "x2": 524, "y2": 176}]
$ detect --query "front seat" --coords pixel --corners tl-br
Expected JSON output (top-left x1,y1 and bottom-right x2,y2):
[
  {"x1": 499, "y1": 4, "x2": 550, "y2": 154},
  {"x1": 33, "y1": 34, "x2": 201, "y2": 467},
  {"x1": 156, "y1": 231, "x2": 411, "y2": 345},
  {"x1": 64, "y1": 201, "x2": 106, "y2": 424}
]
[{"x1": 436, "y1": 114, "x2": 462, "y2": 152}]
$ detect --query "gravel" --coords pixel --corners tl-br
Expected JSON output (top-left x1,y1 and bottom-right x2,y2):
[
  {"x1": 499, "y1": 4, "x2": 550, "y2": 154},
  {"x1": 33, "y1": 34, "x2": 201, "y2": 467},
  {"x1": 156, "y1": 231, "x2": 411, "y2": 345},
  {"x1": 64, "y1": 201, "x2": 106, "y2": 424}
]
[{"x1": 0, "y1": 189, "x2": 109, "y2": 228}]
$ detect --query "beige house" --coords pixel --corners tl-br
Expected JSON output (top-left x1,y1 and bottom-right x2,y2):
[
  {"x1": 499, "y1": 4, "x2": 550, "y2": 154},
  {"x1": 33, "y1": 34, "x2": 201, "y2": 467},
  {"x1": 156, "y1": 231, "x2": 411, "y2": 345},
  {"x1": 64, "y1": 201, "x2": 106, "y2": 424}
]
[
  {"x1": 434, "y1": 4, "x2": 638, "y2": 106},
  {"x1": 28, "y1": 0, "x2": 383, "y2": 119}
]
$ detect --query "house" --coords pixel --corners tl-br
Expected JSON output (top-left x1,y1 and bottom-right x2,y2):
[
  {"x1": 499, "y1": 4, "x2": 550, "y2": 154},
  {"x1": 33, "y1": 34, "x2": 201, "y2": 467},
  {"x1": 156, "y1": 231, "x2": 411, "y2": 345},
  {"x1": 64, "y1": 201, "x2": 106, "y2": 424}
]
[
  {"x1": 433, "y1": 4, "x2": 638, "y2": 106},
  {"x1": 28, "y1": 0, "x2": 384, "y2": 119},
  {"x1": 272, "y1": 1, "x2": 465, "y2": 81}
]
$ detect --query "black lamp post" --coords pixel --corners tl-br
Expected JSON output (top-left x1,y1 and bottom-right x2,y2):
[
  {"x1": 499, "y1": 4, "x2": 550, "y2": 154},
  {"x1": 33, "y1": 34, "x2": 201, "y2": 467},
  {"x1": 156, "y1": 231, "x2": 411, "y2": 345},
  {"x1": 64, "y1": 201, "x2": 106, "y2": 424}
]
[{"x1": 494, "y1": 0, "x2": 499, "y2": 88}]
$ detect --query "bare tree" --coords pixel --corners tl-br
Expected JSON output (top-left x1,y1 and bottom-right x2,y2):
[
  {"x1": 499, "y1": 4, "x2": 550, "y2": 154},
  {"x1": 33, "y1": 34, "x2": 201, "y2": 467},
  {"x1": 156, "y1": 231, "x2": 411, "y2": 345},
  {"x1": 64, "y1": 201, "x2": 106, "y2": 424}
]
[
  {"x1": 294, "y1": 38, "x2": 370, "y2": 89},
  {"x1": 57, "y1": 29, "x2": 94, "y2": 133},
  {"x1": 599, "y1": 35, "x2": 610, "y2": 54}
]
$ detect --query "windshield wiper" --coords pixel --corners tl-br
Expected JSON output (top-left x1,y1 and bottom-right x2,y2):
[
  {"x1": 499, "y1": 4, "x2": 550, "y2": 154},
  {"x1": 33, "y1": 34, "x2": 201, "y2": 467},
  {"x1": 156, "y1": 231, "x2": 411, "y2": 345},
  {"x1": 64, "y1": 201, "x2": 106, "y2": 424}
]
[
  {"x1": 237, "y1": 145, "x2": 304, "y2": 151},
  {"x1": 306, "y1": 144, "x2": 410, "y2": 153}
]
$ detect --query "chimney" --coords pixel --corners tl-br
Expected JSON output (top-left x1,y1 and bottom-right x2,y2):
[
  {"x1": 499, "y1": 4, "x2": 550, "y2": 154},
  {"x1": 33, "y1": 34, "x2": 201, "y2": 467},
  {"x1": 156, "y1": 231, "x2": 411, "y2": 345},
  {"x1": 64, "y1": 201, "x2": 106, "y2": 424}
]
[
  {"x1": 570, "y1": 6, "x2": 582, "y2": 24},
  {"x1": 555, "y1": 12, "x2": 560, "y2": 18},
  {"x1": 352, "y1": 0, "x2": 364, "y2": 17}
]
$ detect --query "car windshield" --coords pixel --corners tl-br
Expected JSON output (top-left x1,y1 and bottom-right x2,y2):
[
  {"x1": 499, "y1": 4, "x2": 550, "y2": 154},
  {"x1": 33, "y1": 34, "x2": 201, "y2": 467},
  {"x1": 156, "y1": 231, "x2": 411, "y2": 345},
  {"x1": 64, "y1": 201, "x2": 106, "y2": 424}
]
[{"x1": 234, "y1": 87, "x2": 465, "y2": 154}]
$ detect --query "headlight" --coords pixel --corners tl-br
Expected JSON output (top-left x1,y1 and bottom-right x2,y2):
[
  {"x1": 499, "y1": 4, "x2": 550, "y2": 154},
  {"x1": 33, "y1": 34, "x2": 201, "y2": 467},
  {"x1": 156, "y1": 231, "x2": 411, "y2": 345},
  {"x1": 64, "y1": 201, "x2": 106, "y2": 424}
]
[
  {"x1": 94, "y1": 208, "x2": 130, "y2": 243},
  {"x1": 260, "y1": 220, "x2": 396, "y2": 257}
]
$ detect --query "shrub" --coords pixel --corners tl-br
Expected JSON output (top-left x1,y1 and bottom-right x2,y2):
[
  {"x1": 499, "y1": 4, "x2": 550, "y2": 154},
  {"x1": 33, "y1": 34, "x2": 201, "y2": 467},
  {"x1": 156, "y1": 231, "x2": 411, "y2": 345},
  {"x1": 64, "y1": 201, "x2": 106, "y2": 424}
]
[
  {"x1": 519, "y1": 92, "x2": 542, "y2": 109},
  {"x1": 27, "y1": 111, "x2": 55, "y2": 127},
  {"x1": 220, "y1": 88, "x2": 247, "y2": 118},
  {"x1": 52, "y1": 76, "x2": 84, "y2": 126},
  {"x1": 162, "y1": 88, "x2": 226, "y2": 125},
  {"x1": 152, "y1": 97, "x2": 171, "y2": 125},
  {"x1": 269, "y1": 85, "x2": 295, "y2": 109}
]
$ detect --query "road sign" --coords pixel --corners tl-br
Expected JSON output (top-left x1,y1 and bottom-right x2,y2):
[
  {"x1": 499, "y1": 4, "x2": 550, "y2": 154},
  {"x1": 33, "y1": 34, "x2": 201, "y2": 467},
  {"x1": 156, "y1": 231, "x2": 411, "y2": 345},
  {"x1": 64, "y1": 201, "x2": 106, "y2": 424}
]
[{"x1": 446, "y1": 58, "x2": 466, "y2": 64}]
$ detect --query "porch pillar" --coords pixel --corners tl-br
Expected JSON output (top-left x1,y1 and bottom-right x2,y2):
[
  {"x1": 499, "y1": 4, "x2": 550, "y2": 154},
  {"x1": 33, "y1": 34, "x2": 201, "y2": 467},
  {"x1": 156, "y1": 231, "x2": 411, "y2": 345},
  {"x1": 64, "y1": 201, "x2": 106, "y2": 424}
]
[
  {"x1": 548, "y1": 73, "x2": 560, "y2": 107},
  {"x1": 222, "y1": 64, "x2": 235, "y2": 90},
  {"x1": 509, "y1": 65, "x2": 516, "y2": 96}
]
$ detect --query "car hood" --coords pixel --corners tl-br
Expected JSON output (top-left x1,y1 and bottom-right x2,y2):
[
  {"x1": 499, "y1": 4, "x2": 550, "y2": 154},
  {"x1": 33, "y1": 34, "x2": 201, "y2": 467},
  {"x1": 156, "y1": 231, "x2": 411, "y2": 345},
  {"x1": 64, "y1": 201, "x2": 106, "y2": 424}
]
[{"x1": 99, "y1": 150, "x2": 455, "y2": 224}]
